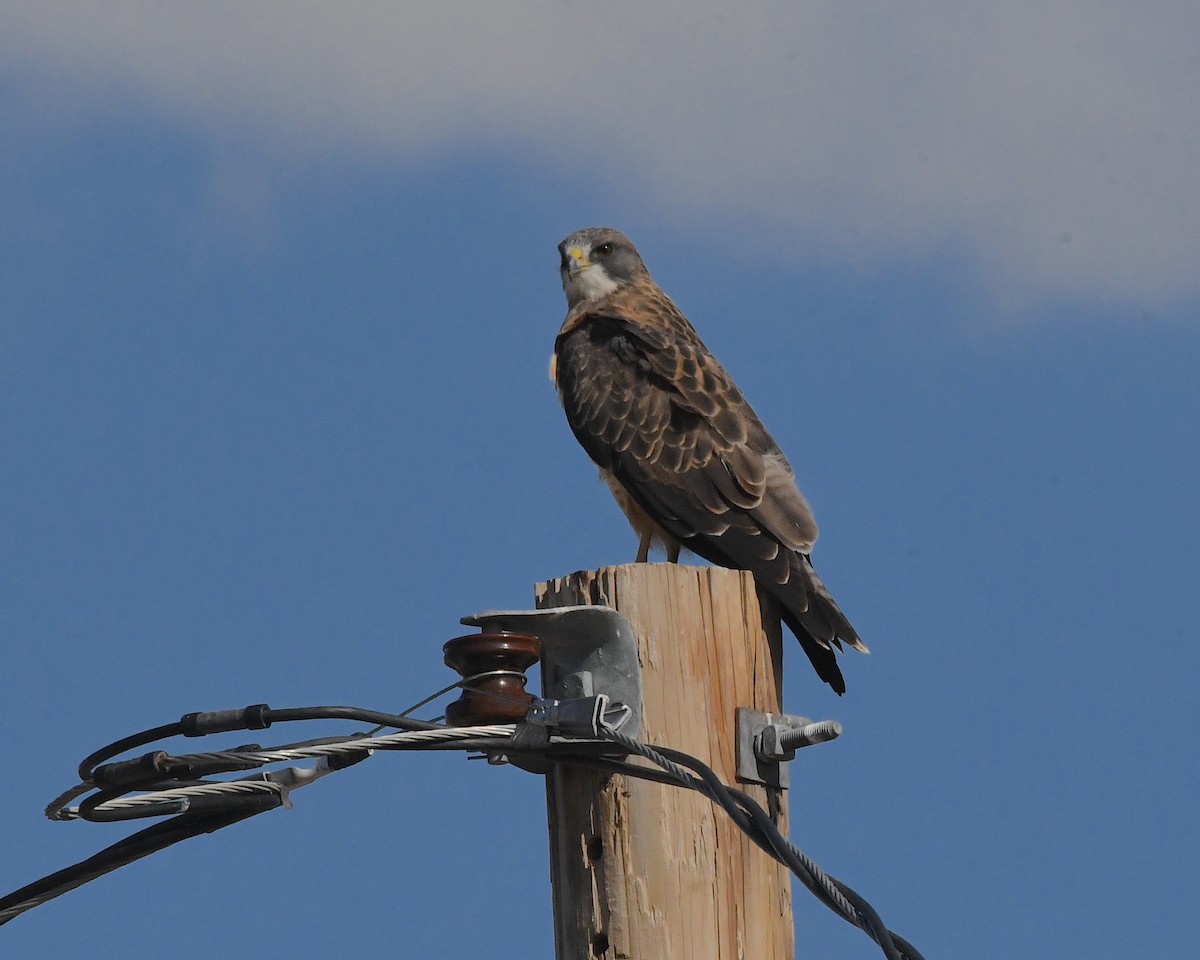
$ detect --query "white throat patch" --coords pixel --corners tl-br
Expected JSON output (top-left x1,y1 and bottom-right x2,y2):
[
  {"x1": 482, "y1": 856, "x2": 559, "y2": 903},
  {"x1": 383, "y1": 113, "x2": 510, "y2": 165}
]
[{"x1": 563, "y1": 263, "x2": 621, "y2": 304}]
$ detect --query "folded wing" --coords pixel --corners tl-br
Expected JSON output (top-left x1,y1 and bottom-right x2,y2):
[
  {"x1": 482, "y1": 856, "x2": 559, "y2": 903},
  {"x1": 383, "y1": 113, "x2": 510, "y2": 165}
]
[{"x1": 555, "y1": 298, "x2": 864, "y2": 693}]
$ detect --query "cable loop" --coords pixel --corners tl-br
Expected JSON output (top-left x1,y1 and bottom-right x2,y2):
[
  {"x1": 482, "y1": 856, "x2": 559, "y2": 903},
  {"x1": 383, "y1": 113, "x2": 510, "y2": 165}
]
[{"x1": 7, "y1": 693, "x2": 924, "y2": 960}]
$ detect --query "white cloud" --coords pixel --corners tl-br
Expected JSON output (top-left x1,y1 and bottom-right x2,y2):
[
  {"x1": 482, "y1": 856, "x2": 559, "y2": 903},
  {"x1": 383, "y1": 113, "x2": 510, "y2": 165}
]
[{"x1": 5, "y1": 1, "x2": 1198, "y2": 311}]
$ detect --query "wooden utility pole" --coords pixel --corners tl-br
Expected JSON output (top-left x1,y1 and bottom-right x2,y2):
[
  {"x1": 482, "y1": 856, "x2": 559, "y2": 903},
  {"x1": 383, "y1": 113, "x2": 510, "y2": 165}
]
[{"x1": 536, "y1": 563, "x2": 794, "y2": 960}]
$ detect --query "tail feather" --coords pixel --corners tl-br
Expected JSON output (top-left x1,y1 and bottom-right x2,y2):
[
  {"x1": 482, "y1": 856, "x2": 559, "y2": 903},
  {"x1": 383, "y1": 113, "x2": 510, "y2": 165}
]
[
  {"x1": 801, "y1": 557, "x2": 868, "y2": 653},
  {"x1": 775, "y1": 554, "x2": 866, "y2": 695},
  {"x1": 780, "y1": 606, "x2": 847, "y2": 695}
]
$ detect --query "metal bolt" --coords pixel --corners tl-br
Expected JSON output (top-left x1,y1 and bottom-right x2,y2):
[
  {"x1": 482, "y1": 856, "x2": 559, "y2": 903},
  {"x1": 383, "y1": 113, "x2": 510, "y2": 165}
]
[
  {"x1": 777, "y1": 720, "x2": 842, "y2": 751},
  {"x1": 757, "y1": 719, "x2": 843, "y2": 762}
]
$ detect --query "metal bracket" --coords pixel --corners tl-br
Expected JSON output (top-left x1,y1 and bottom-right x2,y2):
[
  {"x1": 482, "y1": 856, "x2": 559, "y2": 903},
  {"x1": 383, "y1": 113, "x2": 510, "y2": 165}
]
[
  {"x1": 735, "y1": 708, "x2": 843, "y2": 789},
  {"x1": 462, "y1": 606, "x2": 643, "y2": 741},
  {"x1": 527, "y1": 694, "x2": 612, "y2": 738}
]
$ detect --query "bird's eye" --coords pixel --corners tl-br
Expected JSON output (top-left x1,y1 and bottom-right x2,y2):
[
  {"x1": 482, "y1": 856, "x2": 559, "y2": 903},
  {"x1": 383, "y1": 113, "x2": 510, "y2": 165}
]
[{"x1": 594, "y1": 242, "x2": 614, "y2": 257}]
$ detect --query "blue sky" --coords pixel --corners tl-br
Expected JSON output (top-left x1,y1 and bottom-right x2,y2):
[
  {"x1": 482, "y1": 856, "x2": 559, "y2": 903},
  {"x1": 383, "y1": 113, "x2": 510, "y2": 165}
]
[{"x1": 2, "y1": 5, "x2": 1198, "y2": 958}]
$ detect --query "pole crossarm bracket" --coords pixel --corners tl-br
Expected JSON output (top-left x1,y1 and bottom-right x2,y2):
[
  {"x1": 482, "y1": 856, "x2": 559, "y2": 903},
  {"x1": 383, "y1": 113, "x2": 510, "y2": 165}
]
[{"x1": 462, "y1": 605, "x2": 643, "y2": 741}]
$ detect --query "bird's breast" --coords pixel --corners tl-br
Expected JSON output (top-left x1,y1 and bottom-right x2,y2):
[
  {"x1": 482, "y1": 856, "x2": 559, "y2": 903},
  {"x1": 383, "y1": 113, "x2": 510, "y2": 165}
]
[{"x1": 599, "y1": 468, "x2": 679, "y2": 553}]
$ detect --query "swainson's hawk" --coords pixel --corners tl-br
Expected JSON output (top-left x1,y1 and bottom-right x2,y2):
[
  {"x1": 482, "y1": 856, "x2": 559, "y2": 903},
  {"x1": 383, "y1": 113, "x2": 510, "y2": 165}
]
[{"x1": 551, "y1": 227, "x2": 866, "y2": 693}]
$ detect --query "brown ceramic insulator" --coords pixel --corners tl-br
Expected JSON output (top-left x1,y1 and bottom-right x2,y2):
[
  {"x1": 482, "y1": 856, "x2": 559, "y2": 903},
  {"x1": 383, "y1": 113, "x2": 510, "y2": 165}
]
[{"x1": 442, "y1": 632, "x2": 541, "y2": 726}]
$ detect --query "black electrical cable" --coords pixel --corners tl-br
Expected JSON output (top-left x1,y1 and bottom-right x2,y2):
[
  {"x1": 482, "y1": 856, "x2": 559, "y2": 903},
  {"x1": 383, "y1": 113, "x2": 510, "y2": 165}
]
[
  {"x1": 77, "y1": 705, "x2": 440, "y2": 781},
  {"x1": 70, "y1": 738, "x2": 507, "y2": 826},
  {"x1": 584, "y1": 729, "x2": 925, "y2": 960},
  {"x1": 650, "y1": 743, "x2": 868, "y2": 920},
  {"x1": 652, "y1": 740, "x2": 916, "y2": 960},
  {"x1": 76, "y1": 722, "x2": 186, "y2": 783},
  {"x1": 546, "y1": 750, "x2": 781, "y2": 863},
  {"x1": 549, "y1": 749, "x2": 834, "y2": 900},
  {"x1": 5, "y1": 707, "x2": 477, "y2": 923},
  {"x1": 263, "y1": 706, "x2": 442, "y2": 732},
  {"x1": 570, "y1": 748, "x2": 922, "y2": 960},
  {"x1": 525, "y1": 735, "x2": 921, "y2": 960},
  {"x1": 0, "y1": 807, "x2": 267, "y2": 926}
]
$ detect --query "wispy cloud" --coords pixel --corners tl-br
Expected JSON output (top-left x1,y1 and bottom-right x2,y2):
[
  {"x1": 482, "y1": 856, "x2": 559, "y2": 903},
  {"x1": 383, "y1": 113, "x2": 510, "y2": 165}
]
[{"x1": 5, "y1": 1, "x2": 1198, "y2": 311}]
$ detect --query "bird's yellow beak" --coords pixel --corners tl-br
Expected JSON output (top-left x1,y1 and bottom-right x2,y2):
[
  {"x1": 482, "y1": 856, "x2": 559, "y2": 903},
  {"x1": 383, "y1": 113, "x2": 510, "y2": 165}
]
[{"x1": 565, "y1": 246, "x2": 589, "y2": 273}]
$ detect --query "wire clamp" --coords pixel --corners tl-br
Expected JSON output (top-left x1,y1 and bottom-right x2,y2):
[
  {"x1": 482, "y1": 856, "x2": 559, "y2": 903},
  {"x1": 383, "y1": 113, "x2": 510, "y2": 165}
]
[{"x1": 526, "y1": 694, "x2": 612, "y2": 738}]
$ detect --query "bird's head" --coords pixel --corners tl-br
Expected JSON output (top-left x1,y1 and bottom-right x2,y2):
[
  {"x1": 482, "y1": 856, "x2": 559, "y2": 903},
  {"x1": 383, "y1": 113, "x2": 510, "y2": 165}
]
[{"x1": 558, "y1": 227, "x2": 648, "y2": 307}]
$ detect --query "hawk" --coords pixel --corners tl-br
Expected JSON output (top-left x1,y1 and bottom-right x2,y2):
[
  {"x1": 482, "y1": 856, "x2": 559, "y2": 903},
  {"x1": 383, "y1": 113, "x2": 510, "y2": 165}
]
[{"x1": 551, "y1": 226, "x2": 867, "y2": 693}]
